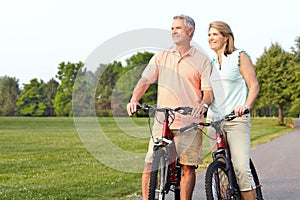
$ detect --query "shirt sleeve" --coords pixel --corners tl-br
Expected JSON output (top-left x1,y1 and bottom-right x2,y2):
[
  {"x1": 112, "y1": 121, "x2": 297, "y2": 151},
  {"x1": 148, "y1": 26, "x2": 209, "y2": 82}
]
[
  {"x1": 141, "y1": 53, "x2": 159, "y2": 83},
  {"x1": 201, "y1": 57, "x2": 212, "y2": 90}
]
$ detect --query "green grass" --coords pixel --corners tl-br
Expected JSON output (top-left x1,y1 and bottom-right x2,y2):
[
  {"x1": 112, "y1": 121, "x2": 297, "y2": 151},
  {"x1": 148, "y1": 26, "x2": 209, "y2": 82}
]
[
  {"x1": 250, "y1": 117, "x2": 294, "y2": 146},
  {"x1": 0, "y1": 117, "x2": 144, "y2": 200},
  {"x1": 0, "y1": 117, "x2": 294, "y2": 199}
]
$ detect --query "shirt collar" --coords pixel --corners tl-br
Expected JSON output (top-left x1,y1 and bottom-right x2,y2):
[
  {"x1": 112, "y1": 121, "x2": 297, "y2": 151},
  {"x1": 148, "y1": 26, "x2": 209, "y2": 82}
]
[{"x1": 168, "y1": 46, "x2": 196, "y2": 57}]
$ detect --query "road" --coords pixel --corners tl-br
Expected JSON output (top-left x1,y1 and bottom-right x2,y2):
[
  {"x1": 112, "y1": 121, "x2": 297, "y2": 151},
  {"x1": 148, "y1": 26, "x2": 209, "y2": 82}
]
[
  {"x1": 135, "y1": 118, "x2": 300, "y2": 199},
  {"x1": 192, "y1": 118, "x2": 300, "y2": 199}
]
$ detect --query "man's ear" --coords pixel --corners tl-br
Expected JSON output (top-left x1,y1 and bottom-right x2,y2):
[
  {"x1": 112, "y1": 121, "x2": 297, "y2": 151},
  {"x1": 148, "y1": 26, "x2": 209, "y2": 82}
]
[{"x1": 188, "y1": 28, "x2": 194, "y2": 37}]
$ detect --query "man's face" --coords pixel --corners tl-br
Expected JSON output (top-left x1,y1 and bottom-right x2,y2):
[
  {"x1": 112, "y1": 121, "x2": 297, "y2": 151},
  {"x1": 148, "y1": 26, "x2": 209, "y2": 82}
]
[{"x1": 171, "y1": 18, "x2": 192, "y2": 45}]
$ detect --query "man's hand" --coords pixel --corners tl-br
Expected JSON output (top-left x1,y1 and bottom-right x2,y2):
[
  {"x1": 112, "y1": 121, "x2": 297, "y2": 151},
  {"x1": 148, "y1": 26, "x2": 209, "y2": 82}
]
[
  {"x1": 191, "y1": 103, "x2": 208, "y2": 118},
  {"x1": 127, "y1": 101, "x2": 141, "y2": 116}
]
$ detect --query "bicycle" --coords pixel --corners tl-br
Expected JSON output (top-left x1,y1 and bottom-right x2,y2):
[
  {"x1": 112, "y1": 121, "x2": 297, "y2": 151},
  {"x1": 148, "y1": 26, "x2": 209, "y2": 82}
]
[
  {"x1": 180, "y1": 110, "x2": 263, "y2": 200},
  {"x1": 136, "y1": 104, "x2": 193, "y2": 200}
]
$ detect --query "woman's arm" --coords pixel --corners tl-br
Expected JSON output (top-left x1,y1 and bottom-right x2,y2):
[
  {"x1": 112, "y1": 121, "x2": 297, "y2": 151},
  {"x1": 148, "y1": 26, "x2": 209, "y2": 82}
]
[{"x1": 240, "y1": 51, "x2": 260, "y2": 108}]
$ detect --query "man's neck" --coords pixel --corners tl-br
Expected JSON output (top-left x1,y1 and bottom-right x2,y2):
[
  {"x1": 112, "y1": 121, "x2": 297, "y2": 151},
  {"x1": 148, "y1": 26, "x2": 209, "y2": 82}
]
[{"x1": 176, "y1": 44, "x2": 192, "y2": 56}]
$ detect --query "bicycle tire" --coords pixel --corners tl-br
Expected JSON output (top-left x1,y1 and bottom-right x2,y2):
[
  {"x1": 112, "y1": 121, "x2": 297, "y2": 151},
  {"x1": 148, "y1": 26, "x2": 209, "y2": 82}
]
[
  {"x1": 250, "y1": 159, "x2": 264, "y2": 200},
  {"x1": 174, "y1": 163, "x2": 181, "y2": 200},
  {"x1": 148, "y1": 148, "x2": 168, "y2": 200},
  {"x1": 205, "y1": 160, "x2": 241, "y2": 200},
  {"x1": 174, "y1": 188, "x2": 180, "y2": 200}
]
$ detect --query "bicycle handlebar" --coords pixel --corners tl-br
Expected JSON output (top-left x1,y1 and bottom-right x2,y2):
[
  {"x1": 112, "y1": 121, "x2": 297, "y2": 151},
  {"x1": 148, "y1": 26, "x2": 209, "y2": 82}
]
[
  {"x1": 136, "y1": 104, "x2": 193, "y2": 116},
  {"x1": 223, "y1": 109, "x2": 249, "y2": 121},
  {"x1": 179, "y1": 109, "x2": 250, "y2": 132}
]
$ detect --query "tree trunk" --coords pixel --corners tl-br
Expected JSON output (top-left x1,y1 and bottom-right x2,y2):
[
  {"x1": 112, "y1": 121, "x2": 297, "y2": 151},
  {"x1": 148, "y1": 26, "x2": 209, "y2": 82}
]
[
  {"x1": 278, "y1": 105, "x2": 284, "y2": 125},
  {"x1": 269, "y1": 107, "x2": 273, "y2": 117}
]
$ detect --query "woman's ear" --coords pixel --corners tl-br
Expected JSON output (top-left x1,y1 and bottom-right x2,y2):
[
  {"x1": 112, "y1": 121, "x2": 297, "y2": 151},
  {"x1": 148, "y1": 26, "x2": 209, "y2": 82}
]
[{"x1": 224, "y1": 35, "x2": 229, "y2": 43}]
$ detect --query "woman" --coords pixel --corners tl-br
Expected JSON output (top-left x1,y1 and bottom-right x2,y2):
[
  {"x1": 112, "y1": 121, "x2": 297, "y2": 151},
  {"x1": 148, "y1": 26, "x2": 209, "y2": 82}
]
[{"x1": 206, "y1": 21, "x2": 260, "y2": 200}]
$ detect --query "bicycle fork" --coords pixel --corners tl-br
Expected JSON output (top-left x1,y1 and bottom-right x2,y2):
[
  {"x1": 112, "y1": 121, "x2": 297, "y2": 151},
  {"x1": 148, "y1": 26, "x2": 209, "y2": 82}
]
[{"x1": 213, "y1": 132, "x2": 240, "y2": 197}]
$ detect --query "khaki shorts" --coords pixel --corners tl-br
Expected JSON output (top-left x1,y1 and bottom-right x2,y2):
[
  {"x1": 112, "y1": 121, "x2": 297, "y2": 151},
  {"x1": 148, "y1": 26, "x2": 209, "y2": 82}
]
[
  {"x1": 207, "y1": 114, "x2": 256, "y2": 191},
  {"x1": 145, "y1": 128, "x2": 202, "y2": 166}
]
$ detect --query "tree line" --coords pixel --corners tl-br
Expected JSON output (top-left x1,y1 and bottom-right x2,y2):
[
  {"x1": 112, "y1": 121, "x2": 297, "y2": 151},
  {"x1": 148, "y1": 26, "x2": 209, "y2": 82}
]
[{"x1": 1, "y1": 37, "x2": 299, "y2": 124}]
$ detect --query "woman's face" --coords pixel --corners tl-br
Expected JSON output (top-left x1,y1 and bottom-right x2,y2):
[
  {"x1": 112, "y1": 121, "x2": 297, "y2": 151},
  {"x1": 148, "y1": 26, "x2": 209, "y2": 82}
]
[{"x1": 208, "y1": 27, "x2": 228, "y2": 52}]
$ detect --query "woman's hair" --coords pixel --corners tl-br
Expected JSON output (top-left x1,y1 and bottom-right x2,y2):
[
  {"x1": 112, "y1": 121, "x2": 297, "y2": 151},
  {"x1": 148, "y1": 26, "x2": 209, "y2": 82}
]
[
  {"x1": 173, "y1": 14, "x2": 195, "y2": 38},
  {"x1": 209, "y1": 21, "x2": 236, "y2": 55}
]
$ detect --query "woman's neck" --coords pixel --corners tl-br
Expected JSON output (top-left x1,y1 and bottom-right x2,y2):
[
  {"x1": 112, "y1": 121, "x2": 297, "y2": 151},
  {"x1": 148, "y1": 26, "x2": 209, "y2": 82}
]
[{"x1": 216, "y1": 50, "x2": 223, "y2": 65}]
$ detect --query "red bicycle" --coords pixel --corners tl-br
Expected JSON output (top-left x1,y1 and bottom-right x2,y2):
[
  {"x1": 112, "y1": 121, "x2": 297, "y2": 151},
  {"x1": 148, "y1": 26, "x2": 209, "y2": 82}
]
[
  {"x1": 136, "y1": 104, "x2": 192, "y2": 200},
  {"x1": 180, "y1": 110, "x2": 263, "y2": 200}
]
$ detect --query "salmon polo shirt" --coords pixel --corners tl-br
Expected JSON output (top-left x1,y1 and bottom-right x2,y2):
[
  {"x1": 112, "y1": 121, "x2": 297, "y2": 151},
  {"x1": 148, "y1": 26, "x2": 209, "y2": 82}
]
[{"x1": 139, "y1": 46, "x2": 212, "y2": 129}]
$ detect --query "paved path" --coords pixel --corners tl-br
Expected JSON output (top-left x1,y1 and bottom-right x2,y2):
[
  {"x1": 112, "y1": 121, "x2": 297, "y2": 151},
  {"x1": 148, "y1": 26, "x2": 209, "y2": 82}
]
[
  {"x1": 192, "y1": 118, "x2": 300, "y2": 199},
  {"x1": 135, "y1": 118, "x2": 300, "y2": 199}
]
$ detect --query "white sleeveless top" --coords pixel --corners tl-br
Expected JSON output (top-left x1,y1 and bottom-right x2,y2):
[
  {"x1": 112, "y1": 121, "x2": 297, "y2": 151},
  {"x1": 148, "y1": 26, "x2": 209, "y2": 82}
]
[{"x1": 207, "y1": 50, "x2": 249, "y2": 120}]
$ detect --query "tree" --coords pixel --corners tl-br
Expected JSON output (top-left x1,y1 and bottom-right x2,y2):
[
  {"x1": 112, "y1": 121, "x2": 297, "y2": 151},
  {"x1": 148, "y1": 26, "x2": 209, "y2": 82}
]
[
  {"x1": 72, "y1": 70, "x2": 97, "y2": 117},
  {"x1": 16, "y1": 78, "x2": 46, "y2": 116},
  {"x1": 54, "y1": 61, "x2": 85, "y2": 116},
  {"x1": 94, "y1": 51, "x2": 156, "y2": 117},
  {"x1": 288, "y1": 36, "x2": 300, "y2": 117},
  {"x1": 95, "y1": 61, "x2": 124, "y2": 116},
  {"x1": 124, "y1": 51, "x2": 157, "y2": 105},
  {"x1": 0, "y1": 76, "x2": 20, "y2": 116},
  {"x1": 291, "y1": 36, "x2": 300, "y2": 62},
  {"x1": 43, "y1": 78, "x2": 59, "y2": 116},
  {"x1": 255, "y1": 43, "x2": 295, "y2": 124}
]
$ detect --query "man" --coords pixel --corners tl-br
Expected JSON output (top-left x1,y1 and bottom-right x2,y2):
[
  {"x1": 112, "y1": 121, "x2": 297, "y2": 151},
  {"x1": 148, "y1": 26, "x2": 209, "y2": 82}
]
[{"x1": 127, "y1": 15, "x2": 213, "y2": 200}]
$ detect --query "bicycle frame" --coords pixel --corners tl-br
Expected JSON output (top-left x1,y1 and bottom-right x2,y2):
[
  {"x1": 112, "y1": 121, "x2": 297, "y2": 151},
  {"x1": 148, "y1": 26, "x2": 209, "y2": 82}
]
[
  {"x1": 153, "y1": 108, "x2": 180, "y2": 188},
  {"x1": 180, "y1": 110, "x2": 253, "y2": 198},
  {"x1": 203, "y1": 119, "x2": 237, "y2": 197},
  {"x1": 180, "y1": 109, "x2": 263, "y2": 199},
  {"x1": 138, "y1": 105, "x2": 192, "y2": 199},
  {"x1": 209, "y1": 120, "x2": 240, "y2": 196}
]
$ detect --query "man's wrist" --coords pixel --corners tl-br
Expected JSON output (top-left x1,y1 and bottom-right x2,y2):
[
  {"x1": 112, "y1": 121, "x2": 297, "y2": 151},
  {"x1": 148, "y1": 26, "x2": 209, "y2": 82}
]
[
  {"x1": 202, "y1": 103, "x2": 209, "y2": 110},
  {"x1": 130, "y1": 99, "x2": 138, "y2": 103},
  {"x1": 244, "y1": 105, "x2": 251, "y2": 109}
]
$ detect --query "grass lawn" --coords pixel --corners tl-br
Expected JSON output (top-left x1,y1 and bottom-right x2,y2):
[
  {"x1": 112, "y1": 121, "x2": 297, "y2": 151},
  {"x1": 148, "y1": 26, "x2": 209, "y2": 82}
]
[{"x1": 0, "y1": 117, "x2": 294, "y2": 199}]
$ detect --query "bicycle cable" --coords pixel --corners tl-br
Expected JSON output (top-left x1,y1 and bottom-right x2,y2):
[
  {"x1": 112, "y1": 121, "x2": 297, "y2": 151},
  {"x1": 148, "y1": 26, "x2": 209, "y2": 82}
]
[
  {"x1": 147, "y1": 107, "x2": 176, "y2": 143},
  {"x1": 201, "y1": 129, "x2": 217, "y2": 141}
]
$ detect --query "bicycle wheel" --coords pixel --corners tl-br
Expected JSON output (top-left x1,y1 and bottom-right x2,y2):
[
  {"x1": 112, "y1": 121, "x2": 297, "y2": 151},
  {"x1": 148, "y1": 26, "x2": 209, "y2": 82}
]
[
  {"x1": 250, "y1": 159, "x2": 264, "y2": 200},
  {"x1": 205, "y1": 160, "x2": 240, "y2": 200},
  {"x1": 148, "y1": 148, "x2": 168, "y2": 200},
  {"x1": 174, "y1": 187, "x2": 180, "y2": 200},
  {"x1": 173, "y1": 163, "x2": 181, "y2": 200}
]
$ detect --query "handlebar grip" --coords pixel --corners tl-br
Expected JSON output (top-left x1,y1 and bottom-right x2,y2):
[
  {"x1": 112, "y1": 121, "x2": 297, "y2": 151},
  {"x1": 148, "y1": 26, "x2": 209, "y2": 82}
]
[
  {"x1": 136, "y1": 104, "x2": 149, "y2": 110},
  {"x1": 136, "y1": 105, "x2": 142, "y2": 110},
  {"x1": 225, "y1": 108, "x2": 250, "y2": 120}
]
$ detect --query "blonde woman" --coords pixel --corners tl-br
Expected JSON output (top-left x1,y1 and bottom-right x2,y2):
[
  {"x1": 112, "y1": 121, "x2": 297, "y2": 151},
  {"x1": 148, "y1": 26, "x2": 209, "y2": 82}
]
[{"x1": 207, "y1": 21, "x2": 260, "y2": 200}]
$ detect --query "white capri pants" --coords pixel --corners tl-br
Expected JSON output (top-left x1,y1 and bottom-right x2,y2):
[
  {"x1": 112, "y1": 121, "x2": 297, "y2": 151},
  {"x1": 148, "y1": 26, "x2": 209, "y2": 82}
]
[{"x1": 207, "y1": 114, "x2": 256, "y2": 191}]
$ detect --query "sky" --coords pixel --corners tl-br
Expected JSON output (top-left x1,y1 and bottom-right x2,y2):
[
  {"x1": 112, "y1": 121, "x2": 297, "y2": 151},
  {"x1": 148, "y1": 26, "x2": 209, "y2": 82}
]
[{"x1": 1, "y1": 0, "x2": 299, "y2": 85}]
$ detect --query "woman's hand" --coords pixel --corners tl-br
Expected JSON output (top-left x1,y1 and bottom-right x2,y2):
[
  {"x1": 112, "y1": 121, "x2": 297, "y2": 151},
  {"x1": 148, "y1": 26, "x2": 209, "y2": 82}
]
[{"x1": 233, "y1": 105, "x2": 250, "y2": 116}]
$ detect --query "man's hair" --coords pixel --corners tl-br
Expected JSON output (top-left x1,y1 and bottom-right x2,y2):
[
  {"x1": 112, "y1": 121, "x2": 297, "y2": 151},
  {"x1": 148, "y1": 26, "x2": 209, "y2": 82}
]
[{"x1": 173, "y1": 14, "x2": 195, "y2": 38}]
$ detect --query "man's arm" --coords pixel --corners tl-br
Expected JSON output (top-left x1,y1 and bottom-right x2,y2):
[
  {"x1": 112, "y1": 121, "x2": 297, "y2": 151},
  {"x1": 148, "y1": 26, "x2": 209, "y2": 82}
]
[
  {"x1": 201, "y1": 89, "x2": 213, "y2": 108},
  {"x1": 127, "y1": 77, "x2": 151, "y2": 116},
  {"x1": 190, "y1": 89, "x2": 213, "y2": 118}
]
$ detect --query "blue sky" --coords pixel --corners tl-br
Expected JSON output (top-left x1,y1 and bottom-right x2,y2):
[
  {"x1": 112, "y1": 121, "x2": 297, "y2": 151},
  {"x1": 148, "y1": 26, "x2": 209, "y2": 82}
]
[{"x1": 1, "y1": 0, "x2": 299, "y2": 85}]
